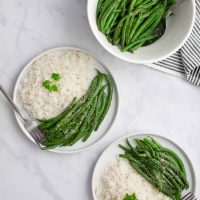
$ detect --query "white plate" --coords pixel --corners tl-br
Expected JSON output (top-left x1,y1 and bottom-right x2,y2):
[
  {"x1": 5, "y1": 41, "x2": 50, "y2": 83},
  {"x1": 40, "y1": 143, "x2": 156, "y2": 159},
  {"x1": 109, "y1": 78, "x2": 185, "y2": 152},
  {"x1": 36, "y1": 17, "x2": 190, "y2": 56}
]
[
  {"x1": 92, "y1": 132, "x2": 196, "y2": 199},
  {"x1": 13, "y1": 47, "x2": 119, "y2": 154}
]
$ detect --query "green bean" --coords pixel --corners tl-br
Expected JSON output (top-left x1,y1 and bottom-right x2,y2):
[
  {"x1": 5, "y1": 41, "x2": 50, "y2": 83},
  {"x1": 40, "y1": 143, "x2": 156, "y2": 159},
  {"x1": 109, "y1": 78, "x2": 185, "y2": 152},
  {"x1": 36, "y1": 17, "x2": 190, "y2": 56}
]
[
  {"x1": 104, "y1": 10, "x2": 119, "y2": 33},
  {"x1": 143, "y1": 137, "x2": 158, "y2": 149},
  {"x1": 122, "y1": 31, "x2": 158, "y2": 52},
  {"x1": 101, "y1": 0, "x2": 120, "y2": 32},
  {"x1": 105, "y1": 0, "x2": 125, "y2": 34},
  {"x1": 166, "y1": 168, "x2": 186, "y2": 189},
  {"x1": 151, "y1": 137, "x2": 162, "y2": 148},
  {"x1": 82, "y1": 110, "x2": 97, "y2": 142},
  {"x1": 137, "y1": 0, "x2": 160, "y2": 10},
  {"x1": 159, "y1": 173, "x2": 177, "y2": 194},
  {"x1": 113, "y1": 17, "x2": 125, "y2": 45},
  {"x1": 105, "y1": 14, "x2": 118, "y2": 35},
  {"x1": 121, "y1": 0, "x2": 128, "y2": 17},
  {"x1": 67, "y1": 95, "x2": 99, "y2": 146},
  {"x1": 126, "y1": 139, "x2": 135, "y2": 151},
  {"x1": 121, "y1": 16, "x2": 131, "y2": 47},
  {"x1": 119, "y1": 144, "x2": 132, "y2": 153},
  {"x1": 98, "y1": 91, "x2": 107, "y2": 114},
  {"x1": 78, "y1": 86, "x2": 105, "y2": 142},
  {"x1": 106, "y1": 34, "x2": 113, "y2": 43},
  {"x1": 95, "y1": 74, "x2": 113, "y2": 130},
  {"x1": 121, "y1": 0, "x2": 136, "y2": 47},
  {"x1": 175, "y1": 191, "x2": 181, "y2": 200},
  {"x1": 157, "y1": 152, "x2": 180, "y2": 170},
  {"x1": 135, "y1": 0, "x2": 143, "y2": 7},
  {"x1": 125, "y1": 15, "x2": 136, "y2": 44},
  {"x1": 97, "y1": 0, "x2": 106, "y2": 17},
  {"x1": 82, "y1": 86, "x2": 107, "y2": 141},
  {"x1": 158, "y1": 148, "x2": 187, "y2": 176},
  {"x1": 163, "y1": 170, "x2": 181, "y2": 192},
  {"x1": 62, "y1": 97, "x2": 98, "y2": 146},
  {"x1": 97, "y1": 0, "x2": 113, "y2": 30}
]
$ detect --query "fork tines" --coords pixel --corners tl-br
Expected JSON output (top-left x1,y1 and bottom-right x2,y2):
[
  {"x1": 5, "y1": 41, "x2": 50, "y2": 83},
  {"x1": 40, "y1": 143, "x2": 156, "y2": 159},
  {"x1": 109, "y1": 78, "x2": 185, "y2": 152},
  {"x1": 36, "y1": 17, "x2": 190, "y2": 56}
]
[
  {"x1": 30, "y1": 128, "x2": 44, "y2": 149},
  {"x1": 182, "y1": 192, "x2": 197, "y2": 200}
]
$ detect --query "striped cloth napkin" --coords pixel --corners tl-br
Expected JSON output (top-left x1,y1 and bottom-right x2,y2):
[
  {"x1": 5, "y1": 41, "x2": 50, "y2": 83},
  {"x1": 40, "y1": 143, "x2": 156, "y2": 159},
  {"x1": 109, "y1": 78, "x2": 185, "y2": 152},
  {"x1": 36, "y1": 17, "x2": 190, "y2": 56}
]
[{"x1": 147, "y1": 0, "x2": 200, "y2": 86}]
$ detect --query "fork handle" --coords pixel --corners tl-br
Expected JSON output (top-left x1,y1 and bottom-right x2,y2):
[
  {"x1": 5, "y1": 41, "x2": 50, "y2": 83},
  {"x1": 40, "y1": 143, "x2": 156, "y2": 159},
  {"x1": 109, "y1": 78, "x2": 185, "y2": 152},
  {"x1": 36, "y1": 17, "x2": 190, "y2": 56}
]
[{"x1": 0, "y1": 84, "x2": 26, "y2": 121}]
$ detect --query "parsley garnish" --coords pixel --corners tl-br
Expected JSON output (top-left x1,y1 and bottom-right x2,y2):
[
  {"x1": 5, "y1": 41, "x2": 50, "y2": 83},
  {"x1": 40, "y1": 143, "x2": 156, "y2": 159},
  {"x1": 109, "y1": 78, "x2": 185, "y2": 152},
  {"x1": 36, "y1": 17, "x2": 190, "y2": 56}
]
[
  {"x1": 123, "y1": 193, "x2": 138, "y2": 200},
  {"x1": 50, "y1": 84, "x2": 58, "y2": 92},
  {"x1": 42, "y1": 80, "x2": 51, "y2": 90},
  {"x1": 42, "y1": 73, "x2": 61, "y2": 92},
  {"x1": 51, "y1": 73, "x2": 61, "y2": 81}
]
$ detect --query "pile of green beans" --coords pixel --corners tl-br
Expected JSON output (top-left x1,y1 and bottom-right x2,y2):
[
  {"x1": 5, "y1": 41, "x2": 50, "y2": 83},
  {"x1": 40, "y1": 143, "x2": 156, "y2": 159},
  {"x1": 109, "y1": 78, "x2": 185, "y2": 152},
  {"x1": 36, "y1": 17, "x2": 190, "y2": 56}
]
[
  {"x1": 38, "y1": 71, "x2": 113, "y2": 149},
  {"x1": 119, "y1": 138, "x2": 189, "y2": 200},
  {"x1": 97, "y1": 0, "x2": 176, "y2": 52}
]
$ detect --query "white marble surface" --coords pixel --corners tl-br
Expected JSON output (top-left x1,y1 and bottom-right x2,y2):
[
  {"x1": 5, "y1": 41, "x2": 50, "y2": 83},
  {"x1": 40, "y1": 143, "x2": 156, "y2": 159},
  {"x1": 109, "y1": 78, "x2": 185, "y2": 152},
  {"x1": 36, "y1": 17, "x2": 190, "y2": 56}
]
[{"x1": 0, "y1": 0, "x2": 199, "y2": 199}]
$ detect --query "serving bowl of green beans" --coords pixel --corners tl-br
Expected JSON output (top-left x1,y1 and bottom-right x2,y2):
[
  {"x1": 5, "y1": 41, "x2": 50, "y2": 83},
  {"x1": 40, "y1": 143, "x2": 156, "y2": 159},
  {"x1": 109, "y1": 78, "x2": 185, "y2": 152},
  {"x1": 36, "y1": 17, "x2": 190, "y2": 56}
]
[{"x1": 87, "y1": 0, "x2": 195, "y2": 64}]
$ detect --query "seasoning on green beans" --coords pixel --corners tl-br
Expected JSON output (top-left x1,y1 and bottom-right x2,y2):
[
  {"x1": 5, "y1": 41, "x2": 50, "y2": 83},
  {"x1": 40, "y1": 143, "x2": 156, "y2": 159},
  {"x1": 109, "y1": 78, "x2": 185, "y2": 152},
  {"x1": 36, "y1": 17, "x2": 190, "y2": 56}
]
[
  {"x1": 38, "y1": 70, "x2": 113, "y2": 149},
  {"x1": 96, "y1": 0, "x2": 176, "y2": 52},
  {"x1": 119, "y1": 138, "x2": 189, "y2": 200}
]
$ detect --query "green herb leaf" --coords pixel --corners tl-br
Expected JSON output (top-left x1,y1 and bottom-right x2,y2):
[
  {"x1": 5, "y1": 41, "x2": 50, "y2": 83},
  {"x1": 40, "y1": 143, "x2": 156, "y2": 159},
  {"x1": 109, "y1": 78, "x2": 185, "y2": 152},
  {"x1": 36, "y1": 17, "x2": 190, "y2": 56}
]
[
  {"x1": 42, "y1": 80, "x2": 58, "y2": 92},
  {"x1": 123, "y1": 193, "x2": 138, "y2": 200},
  {"x1": 51, "y1": 84, "x2": 58, "y2": 92},
  {"x1": 42, "y1": 80, "x2": 51, "y2": 90},
  {"x1": 51, "y1": 73, "x2": 61, "y2": 81}
]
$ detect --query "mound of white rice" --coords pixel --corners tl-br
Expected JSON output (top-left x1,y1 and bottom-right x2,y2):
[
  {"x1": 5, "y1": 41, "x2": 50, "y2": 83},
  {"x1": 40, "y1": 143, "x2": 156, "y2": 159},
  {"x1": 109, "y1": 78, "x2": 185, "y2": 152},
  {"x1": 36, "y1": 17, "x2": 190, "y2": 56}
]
[
  {"x1": 19, "y1": 49, "x2": 96, "y2": 119},
  {"x1": 96, "y1": 157, "x2": 170, "y2": 200}
]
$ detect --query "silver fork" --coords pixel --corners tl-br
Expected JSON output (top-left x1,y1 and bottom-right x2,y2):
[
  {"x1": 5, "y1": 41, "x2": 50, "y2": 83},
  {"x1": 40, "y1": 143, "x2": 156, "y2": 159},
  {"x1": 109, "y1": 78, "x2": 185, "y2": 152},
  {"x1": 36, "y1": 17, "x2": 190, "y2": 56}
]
[
  {"x1": 182, "y1": 192, "x2": 197, "y2": 200},
  {"x1": 0, "y1": 84, "x2": 44, "y2": 148}
]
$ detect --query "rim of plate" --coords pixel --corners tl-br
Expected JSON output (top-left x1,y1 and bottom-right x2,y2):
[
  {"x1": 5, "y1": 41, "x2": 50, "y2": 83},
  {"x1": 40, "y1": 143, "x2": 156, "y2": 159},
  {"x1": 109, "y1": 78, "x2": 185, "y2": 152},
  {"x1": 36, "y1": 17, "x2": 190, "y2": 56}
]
[
  {"x1": 92, "y1": 132, "x2": 196, "y2": 199},
  {"x1": 87, "y1": 0, "x2": 196, "y2": 64},
  {"x1": 13, "y1": 46, "x2": 120, "y2": 154}
]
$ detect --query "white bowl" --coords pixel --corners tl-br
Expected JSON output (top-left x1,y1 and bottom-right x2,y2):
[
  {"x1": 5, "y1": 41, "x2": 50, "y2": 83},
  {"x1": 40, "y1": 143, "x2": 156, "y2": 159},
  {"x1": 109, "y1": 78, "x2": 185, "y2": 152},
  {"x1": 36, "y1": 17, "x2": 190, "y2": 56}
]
[{"x1": 87, "y1": 0, "x2": 196, "y2": 64}]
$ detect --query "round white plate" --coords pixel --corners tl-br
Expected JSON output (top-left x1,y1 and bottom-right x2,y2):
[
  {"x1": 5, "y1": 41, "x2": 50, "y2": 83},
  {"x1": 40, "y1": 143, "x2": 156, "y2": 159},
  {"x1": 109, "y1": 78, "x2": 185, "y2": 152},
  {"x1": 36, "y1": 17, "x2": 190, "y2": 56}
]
[
  {"x1": 13, "y1": 47, "x2": 119, "y2": 154},
  {"x1": 92, "y1": 133, "x2": 196, "y2": 199}
]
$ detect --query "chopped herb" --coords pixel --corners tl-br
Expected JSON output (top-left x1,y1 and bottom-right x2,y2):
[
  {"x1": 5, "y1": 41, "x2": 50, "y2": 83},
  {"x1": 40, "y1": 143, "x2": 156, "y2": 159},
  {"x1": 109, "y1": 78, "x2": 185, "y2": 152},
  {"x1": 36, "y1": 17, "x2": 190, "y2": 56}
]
[
  {"x1": 52, "y1": 73, "x2": 61, "y2": 81},
  {"x1": 42, "y1": 80, "x2": 58, "y2": 93},
  {"x1": 123, "y1": 193, "x2": 138, "y2": 200},
  {"x1": 42, "y1": 80, "x2": 51, "y2": 90},
  {"x1": 51, "y1": 84, "x2": 58, "y2": 92},
  {"x1": 42, "y1": 73, "x2": 61, "y2": 92}
]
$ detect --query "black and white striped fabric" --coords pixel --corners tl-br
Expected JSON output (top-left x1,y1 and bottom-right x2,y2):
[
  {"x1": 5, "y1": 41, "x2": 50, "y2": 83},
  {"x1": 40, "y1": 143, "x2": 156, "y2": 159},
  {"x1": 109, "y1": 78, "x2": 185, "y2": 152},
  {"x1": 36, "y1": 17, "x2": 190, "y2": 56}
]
[{"x1": 152, "y1": 0, "x2": 200, "y2": 86}]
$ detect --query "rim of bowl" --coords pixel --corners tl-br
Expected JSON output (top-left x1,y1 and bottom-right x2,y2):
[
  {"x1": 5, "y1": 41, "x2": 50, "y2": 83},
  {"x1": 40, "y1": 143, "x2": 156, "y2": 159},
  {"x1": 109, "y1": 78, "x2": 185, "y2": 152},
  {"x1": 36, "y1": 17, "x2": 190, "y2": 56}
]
[{"x1": 87, "y1": 0, "x2": 196, "y2": 64}]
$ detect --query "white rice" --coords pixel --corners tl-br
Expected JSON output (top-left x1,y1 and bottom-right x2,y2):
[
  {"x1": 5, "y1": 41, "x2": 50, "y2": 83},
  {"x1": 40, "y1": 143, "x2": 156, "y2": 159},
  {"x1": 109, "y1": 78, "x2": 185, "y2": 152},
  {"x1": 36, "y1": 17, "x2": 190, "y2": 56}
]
[
  {"x1": 96, "y1": 157, "x2": 171, "y2": 200},
  {"x1": 19, "y1": 49, "x2": 96, "y2": 119}
]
